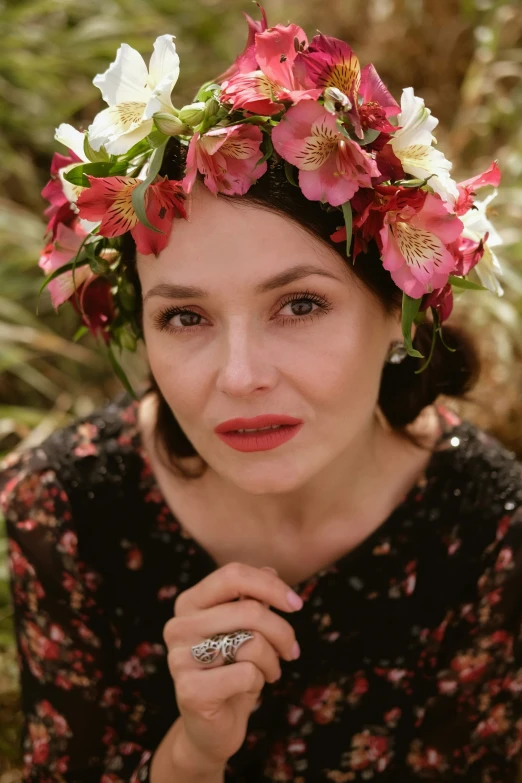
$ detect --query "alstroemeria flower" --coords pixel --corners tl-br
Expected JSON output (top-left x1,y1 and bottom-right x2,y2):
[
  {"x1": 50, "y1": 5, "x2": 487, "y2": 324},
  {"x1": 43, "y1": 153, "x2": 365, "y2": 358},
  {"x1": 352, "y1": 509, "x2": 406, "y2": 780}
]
[
  {"x1": 42, "y1": 124, "x2": 91, "y2": 237},
  {"x1": 219, "y1": 24, "x2": 322, "y2": 116},
  {"x1": 271, "y1": 101, "x2": 380, "y2": 206},
  {"x1": 293, "y1": 35, "x2": 400, "y2": 138},
  {"x1": 54, "y1": 123, "x2": 90, "y2": 205},
  {"x1": 379, "y1": 191, "x2": 464, "y2": 298},
  {"x1": 182, "y1": 123, "x2": 267, "y2": 196},
  {"x1": 390, "y1": 88, "x2": 459, "y2": 207},
  {"x1": 88, "y1": 35, "x2": 180, "y2": 155},
  {"x1": 71, "y1": 276, "x2": 116, "y2": 344},
  {"x1": 76, "y1": 175, "x2": 187, "y2": 256},
  {"x1": 39, "y1": 221, "x2": 92, "y2": 309},
  {"x1": 459, "y1": 191, "x2": 504, "y2": 295},
  {"x1": 454, "y1": 161, "x2": 501, "y2": 216},
  {"x1": 421, "y1": 282, "x2": 454, "y2": 322}
]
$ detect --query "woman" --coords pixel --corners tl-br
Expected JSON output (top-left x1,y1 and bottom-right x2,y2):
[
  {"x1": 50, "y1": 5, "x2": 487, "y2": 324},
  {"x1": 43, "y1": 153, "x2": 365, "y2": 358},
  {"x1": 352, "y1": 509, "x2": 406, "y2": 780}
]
[{"x1": 1, "y1": 7, "x2": 521, "y2": 782}]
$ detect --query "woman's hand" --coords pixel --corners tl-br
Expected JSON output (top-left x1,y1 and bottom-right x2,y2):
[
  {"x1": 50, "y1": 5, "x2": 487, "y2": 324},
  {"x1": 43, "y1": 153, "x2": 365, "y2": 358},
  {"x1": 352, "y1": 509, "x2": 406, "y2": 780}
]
[{"x1": 163, "y1": 562, "x2": 303, "y2": 768}]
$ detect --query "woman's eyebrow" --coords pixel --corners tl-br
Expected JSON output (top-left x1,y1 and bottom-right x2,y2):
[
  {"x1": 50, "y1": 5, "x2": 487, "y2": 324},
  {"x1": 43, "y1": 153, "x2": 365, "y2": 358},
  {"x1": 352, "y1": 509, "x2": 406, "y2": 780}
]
[{"x1": 143, "y1": 264, "x2": 343, "y2": 303}]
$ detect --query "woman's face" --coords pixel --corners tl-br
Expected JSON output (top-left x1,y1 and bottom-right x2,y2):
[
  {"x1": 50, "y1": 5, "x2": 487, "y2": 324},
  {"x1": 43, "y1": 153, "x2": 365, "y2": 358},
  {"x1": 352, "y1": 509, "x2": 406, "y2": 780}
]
[{"x1": 137, "y1": 182, "x2": 403, "y2": 495}]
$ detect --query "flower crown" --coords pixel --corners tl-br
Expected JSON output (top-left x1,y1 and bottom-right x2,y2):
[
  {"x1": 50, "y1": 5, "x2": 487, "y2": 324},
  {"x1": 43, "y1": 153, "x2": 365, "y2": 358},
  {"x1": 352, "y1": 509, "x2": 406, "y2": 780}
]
[{"x1": 40, "y1": 2, "x2": 504, "y2": 393}]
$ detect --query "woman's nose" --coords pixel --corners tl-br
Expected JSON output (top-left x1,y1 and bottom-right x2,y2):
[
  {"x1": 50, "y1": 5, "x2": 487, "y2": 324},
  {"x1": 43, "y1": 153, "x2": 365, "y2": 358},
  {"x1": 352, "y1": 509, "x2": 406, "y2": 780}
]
[{"x1": 215, "y1": 325, "x2": 275, "y2": 396}]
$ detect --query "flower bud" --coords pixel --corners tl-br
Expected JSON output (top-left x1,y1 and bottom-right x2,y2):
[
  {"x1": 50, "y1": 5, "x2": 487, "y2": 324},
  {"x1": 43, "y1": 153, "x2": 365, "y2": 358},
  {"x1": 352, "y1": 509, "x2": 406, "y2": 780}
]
[
  {"x1": 177, "y1": 102, "x2": 207, "y2": 127},
  {"x1": 153, "y1": 112, "x2": 190, "y2": 136},
  {"x1": 324, "y1": 87, "x2": 352, "y2": 115},
  {"x1": 203, "y1": 98, "x2": 220, "y2": 122}
]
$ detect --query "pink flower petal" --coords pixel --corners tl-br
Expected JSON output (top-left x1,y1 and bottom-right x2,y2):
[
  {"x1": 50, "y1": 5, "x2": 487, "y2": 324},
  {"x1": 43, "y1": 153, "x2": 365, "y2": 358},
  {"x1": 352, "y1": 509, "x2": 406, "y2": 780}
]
[
  {"x1": 359, "y1": 64, "x2": 401, "y2": 118},
  {"x1": 455, "y1": 161, "x2": 501, "y2": 215},
  {"x1": 182, "y1": 124, "x2": 266, "y2": 197},
  {"x1": 220, "y1": 71, "x2": 286, "y2": 116},
  {"x1": 132, "y1": 178, "x2": 187, "y2": 256},
  {"x1": 255, "y1": 23, "x2": 309, "y2": 89},
  {"x1": 293, "y1": 34, "x2": 361, "y2": 98},
  {"x1": 77, "y1": 176, "x2": 141, "y2": 237}
]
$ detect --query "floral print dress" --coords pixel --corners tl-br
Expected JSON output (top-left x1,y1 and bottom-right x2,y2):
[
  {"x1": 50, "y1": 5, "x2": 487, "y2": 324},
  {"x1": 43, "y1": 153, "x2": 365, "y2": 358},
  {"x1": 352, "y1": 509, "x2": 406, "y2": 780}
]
[{"x1": 1, "y1": 388, "x2": 522, "y2": 783}]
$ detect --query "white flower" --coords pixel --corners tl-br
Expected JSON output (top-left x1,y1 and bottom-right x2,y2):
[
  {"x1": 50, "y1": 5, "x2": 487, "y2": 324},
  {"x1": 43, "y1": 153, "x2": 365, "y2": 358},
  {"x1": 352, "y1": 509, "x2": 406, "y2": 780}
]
[
  {"x1": 461, "y1": 190, "x2": 504, "y2": 295},
  {"x1": 391, "y1": 87, "x2": 459, "y2": 207},
  {"x1": 55, "y1": 123, "x2": 88, "y2": 204},
  {"x1": 87, "y1": 34, "x2": 180, "y2": 155}
]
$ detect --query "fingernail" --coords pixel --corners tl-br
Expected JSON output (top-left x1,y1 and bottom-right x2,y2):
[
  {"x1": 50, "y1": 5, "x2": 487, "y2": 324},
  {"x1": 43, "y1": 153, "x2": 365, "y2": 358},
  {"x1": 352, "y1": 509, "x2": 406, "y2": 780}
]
[
  {"x1": 291, "y1": 641, "x2": 301, "y2": 660},
  {"x1": 262, "y1": 566, "x2": 278, "y2": 575},
  {"x1": 286, "y1": 590, "x2": 303, "y2": 610}
]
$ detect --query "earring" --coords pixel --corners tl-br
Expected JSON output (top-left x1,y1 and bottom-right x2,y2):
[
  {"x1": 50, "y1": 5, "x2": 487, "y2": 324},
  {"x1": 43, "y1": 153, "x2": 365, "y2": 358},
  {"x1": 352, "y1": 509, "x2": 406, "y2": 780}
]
[{"x1": 386, "y1": 340, "x2": 408, "y2": 364}]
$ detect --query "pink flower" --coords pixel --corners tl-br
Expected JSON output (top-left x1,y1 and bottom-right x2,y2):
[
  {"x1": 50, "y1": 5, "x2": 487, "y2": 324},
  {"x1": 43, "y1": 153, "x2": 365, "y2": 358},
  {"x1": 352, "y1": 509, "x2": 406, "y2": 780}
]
[
  {"x1": 379, "y1": 191, "x2": 464, "y2": 298},
  {"x1": 76, "y1": 175, "x2": 187, "y2": 256},
  {"x1": 293, "y1": 34, "x2": 400, "y2": 137},
  {"x1": 71, "y1": 276, "x2": 116, "y2": 344},
  {"x1": 455, "y1": 161, "x2": 501, "y2": 216},
  {"x1": 449, "y1": 235, "x2": 486, "y2": 277},
  {"x1": 182, "y1": 123, "x2": 267, "y2": 196},
  {"x1": 41, "y1": 151, "x2": 81, "y2": 237},
  {"x1": 421, "y1": 283, "x2": 454, "y2": 322},
  {"x1": 271, "y1": 101, "x2": 380, "y2": 206},
  {"x1": 39, "y1": 221, "x2": 92, "y2": 309},
  {"x1": 220, "y1": 23, "x2": 322, "y2": 115}
]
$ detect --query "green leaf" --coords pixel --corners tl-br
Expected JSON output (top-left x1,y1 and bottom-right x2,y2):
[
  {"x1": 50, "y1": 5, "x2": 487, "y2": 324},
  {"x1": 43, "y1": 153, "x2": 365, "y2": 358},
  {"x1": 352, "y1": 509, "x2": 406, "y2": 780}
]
[
  {"x1": 147, "y1": 129, "x2": 169, "y2": 148},
  {"x1": 83, "y1": 135, "x2": 110, "y2": 163},
  {"x1": 360, "y1": 128, "x2": 381, "y2": 145},
  {"x1": 401, "y1": 293, "x2": 425, "y2": 359},
  {"x1": 335, "y1": 118, "x2": 353, "y2": 140},
  {"x1": 107, "y1": 343, "x2": 137, "y2": 399},
  {"x1": 284, "y1": 161, "x2": 298, "y2": 187},
  {"x1": 448, "y1": 275, "x2": 488, "y2": 291},
  {"x1": 131, "y1": 140, "x2": 169, "y2": 233},
  {"x1": 72, "y1": 325, "x2": 89, "y2": 342},
  {"x1": 415, "y1": 313, "x2": 438, "y2": 374},
  {"x1": 256, "y1": 135, "x2": 273, "y2": 168},
  {"x1": 341, "y1": 201, "x2": 353, "y2": 258},
  {"x1": 63, "y1": 161, "x2": 113, "y2": 187}
]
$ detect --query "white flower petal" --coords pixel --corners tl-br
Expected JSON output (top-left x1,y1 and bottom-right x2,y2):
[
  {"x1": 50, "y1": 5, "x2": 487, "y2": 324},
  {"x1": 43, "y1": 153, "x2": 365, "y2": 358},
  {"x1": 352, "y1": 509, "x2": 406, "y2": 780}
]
[
  {"x1": 93, "y1": 43, "x2": 150, "y2": 106},
  {"x1": 78, "y1": 218, "x2": 100, "y2": 233},
  {"x1": 393, "y1": 87, "x2": 438, "y2": 149},
  {"x1": 147, "y1": 34, "x2": 180, "y2": 89},
  {"x1": 144, "y1": 73, "x2": 178, "y2": 119},
  {"x1": 104, "y1": 122, "x2": 154, "y2": 155},
  {"x1": 88, "y1": 103, "x2": 148, "y2": 152},
  {"x1": 55, "y1": 124, "x2": 88, "y2": 161},
  {"x1": 462, "y1": 191, "x2": 503, "y2": 247},
  {"x1": 474, "y1": 245, "x2": 504, "y2": 295},
  {"x1": 392, "y1": 143, "x2": 459, "y2": 205},
  {"x1": 58, "y1": 165, "x2": 86, "y2": 204}
]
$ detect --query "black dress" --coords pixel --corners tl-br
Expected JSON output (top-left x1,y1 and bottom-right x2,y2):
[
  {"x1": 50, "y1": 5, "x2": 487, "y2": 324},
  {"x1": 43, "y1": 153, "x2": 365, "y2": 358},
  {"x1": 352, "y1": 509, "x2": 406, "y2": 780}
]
[{"x1": 1, "y1": 389, "x2": 522, "y2": 782}]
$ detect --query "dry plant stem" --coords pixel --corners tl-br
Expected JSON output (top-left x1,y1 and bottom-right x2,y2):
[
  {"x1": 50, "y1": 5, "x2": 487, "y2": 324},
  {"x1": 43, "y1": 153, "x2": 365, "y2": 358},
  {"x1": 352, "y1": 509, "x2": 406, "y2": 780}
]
[{"x1": 150, "y1": 715, "x2": 225, "y2": 782}]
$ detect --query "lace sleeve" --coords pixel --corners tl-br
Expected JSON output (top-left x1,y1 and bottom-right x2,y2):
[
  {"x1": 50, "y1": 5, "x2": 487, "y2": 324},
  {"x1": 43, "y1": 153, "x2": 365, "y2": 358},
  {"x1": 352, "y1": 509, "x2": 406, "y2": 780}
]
[
  {"x1": 406, "y1": 501, "x2": 522, "y2": 781},
  {"x1": 0, "y1": 452, "x2": 155, "y2": 783}
]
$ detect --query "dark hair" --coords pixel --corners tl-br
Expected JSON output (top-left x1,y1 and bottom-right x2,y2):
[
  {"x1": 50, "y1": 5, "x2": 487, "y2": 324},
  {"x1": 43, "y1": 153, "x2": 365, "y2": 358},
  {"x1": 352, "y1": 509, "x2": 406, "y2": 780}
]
[{"x1": 122, "y1": 137, "x2": 480, "y2": 479}]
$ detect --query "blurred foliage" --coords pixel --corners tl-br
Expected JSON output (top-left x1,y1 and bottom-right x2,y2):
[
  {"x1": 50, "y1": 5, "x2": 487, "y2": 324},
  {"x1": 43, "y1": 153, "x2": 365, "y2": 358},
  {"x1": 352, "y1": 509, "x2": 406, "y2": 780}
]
[{"x1": 0, "y1": 0, "x2": 521, "y2": 777}]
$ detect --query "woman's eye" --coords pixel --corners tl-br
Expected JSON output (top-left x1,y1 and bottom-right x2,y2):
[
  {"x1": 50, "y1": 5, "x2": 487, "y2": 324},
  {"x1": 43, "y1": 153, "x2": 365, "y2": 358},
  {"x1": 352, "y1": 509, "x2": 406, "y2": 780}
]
[{"x1": 153, "y1": 290, "x2": 332, "y2": 333}]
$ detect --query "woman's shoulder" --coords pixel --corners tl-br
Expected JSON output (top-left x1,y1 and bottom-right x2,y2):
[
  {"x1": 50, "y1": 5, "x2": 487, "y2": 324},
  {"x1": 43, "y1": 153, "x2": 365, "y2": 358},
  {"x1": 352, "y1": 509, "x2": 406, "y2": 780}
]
[
  {"x1": 432, "y1": 403, "x2": 522, "y2": 502},
  {"x1": 421, "y1": 404, "x2": 522, "y2": 564},
  {"x1": 0, "y1": 387, "x2": 145, "y2": 516}
]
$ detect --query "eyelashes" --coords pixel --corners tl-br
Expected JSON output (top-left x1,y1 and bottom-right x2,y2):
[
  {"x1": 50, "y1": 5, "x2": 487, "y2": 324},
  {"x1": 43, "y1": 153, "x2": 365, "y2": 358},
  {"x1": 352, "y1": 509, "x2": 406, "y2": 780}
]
[{"x1": 152, "y1": 288, "x2": 333, "y2": 334}]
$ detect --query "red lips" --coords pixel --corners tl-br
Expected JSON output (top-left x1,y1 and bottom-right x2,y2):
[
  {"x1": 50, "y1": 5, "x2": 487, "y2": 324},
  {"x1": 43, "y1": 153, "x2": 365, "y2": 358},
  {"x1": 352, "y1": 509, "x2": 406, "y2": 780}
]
[{"x1": 215, "y1": 414, "x2": 303, "y2": 433}]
